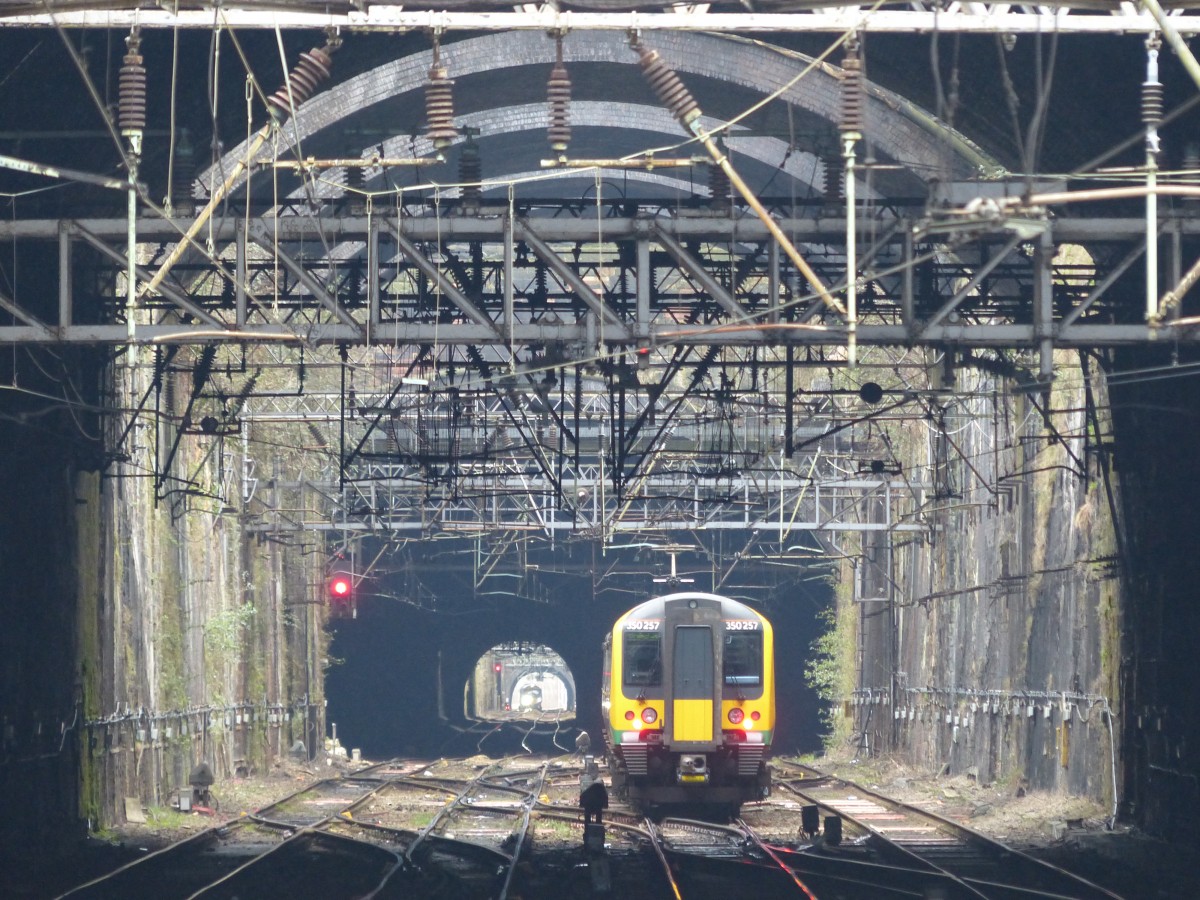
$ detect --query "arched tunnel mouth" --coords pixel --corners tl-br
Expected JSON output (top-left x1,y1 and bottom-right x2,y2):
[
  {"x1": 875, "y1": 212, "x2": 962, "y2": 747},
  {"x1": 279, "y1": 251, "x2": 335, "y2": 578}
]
[
  {"x1": 468, "y1": 643, "x2": 577, "y2": 722},
  {"x1": 322, "y1": 536, "x2": 830, "y2": 762}
]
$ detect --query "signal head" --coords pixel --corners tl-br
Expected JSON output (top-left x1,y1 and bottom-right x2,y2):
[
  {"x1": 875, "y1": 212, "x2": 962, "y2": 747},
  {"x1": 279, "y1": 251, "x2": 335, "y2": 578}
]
[{"x1": 328, "y1": 573, "x2": 352, "y2": 600}]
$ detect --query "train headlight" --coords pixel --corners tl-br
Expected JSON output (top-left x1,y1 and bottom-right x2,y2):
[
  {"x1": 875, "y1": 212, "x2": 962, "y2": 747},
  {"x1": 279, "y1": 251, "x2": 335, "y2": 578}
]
[
  {"x1": 641, "y1": 708, "x2": 658, "y2": 725},
  {"x1": 727, "y1": 708, "x2": 745, "y2": 725}
]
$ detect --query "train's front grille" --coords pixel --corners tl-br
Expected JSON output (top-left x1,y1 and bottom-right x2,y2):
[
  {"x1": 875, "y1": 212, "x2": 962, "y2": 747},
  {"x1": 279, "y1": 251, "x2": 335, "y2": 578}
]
[
  {"x1": 737, "y1": 744, "x2": 765, "y2": 776},
  {"x1": 621, "y1": 743, "x2": 649, "y2": 775}
]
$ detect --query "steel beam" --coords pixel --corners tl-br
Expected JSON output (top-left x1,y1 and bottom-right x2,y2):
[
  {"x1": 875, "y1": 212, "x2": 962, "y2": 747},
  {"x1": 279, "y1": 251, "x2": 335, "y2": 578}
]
[
  {"x1": 0, "y1": 289, "x2": 51, "y2": 336},
  {"x1": 74, "y1": 224, "x2": 226, "y2": 329},
  {"x1": 247, "y1": 224, "x2": 363, "y2": 334},
  {"x1": 516, "y1": 222, "x2": 627, "y2": 333},
  {"x1": 3, "y1": 320, "x2": 1198, "y2": 347},
  {"x1": 653, "y1": 226, "x2": 759, "y2": 328},
  {"x1": 0, "y1": 213, "x2": 1194, "y2": 244},
  {"x1": 3, "y1": 7, "x2": 1198, "y2": 36},
  {"x1": 385, "y1": 222, "x2": 501, "y2": 334}
]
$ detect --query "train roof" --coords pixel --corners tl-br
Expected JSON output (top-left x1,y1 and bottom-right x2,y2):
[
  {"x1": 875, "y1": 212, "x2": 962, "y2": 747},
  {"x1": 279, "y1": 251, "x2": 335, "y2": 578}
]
[{"x1": 621, "y1": 592, "x2": 764, "y2": 621}]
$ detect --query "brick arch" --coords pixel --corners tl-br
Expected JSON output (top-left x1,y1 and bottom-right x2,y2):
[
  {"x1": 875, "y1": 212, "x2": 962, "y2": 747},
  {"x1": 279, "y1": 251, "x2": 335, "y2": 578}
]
[{"x1": 204, "y1": 30, "x2": 999, "y2": 200}]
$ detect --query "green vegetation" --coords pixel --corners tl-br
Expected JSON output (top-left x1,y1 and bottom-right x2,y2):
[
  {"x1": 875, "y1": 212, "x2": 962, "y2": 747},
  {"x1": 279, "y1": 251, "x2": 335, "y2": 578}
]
[
  {"x1": 205, "y1": 602, "x2": 256, "y2": 709},
  {"x1": 145, "y1": 805, "x2": 194, "y2": 830},
  {"x1": 805, "y1": 607, "x2": 843, "y2": 702},
  {"x1": 804, "y1": 568, "x2": 857, "y2": 753},
  {"x1": 535, "y1": 817, "x2": 578, "y2": 840}
]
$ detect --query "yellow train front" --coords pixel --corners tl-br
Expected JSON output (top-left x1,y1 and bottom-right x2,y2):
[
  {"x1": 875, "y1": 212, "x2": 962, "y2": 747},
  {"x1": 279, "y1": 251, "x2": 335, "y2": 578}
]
[{"x1": 602, "y1": 592, "x2": 774, "y2": 811}]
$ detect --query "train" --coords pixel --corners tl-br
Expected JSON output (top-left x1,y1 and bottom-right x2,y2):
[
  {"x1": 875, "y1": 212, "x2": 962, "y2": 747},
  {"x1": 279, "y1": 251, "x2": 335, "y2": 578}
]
[{"x1": 601, "y1": 592, "x2": 774, "y2": 812}]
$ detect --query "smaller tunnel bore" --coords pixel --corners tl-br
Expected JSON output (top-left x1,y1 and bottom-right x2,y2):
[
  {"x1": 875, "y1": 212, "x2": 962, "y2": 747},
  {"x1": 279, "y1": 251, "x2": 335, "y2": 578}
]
[{"x1": 468, "y1": 643, "x2": 577, "y2": 722}]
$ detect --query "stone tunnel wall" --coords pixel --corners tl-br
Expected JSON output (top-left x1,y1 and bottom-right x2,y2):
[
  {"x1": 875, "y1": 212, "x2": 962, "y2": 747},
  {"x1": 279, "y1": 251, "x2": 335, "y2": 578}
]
[
  {"x1": 76, "y1": 364, "x2": 326, "y2": 827},
  {"x1": 852, "y1": 357, "x2": 1122, "y2": 810}
]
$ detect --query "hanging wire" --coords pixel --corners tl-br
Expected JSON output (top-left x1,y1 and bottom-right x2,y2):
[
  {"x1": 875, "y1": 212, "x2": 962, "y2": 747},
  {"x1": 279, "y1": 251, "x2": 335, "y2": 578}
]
[
  {"x1": 507, "y1": 182, "x2": 516, "y2": 368},
  {"x1": 165, "y1": 21, "x2": 180, "y2": 213},
  {"x1": 206, "y1": 11, "x2": 223, "y2": 249},
  {"x1": 393, "y1": 187, "x2": 404, "y2": 356},
  {"x1": 594, "y1": 167, "x2": 605, "y2": 363},
  {"x1": 433, "y1": 188, "x2": 443, "y2": 356}
]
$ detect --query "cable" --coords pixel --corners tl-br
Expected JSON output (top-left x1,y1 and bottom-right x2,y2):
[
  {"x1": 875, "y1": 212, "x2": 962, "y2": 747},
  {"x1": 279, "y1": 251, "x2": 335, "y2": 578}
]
[
  {"x1": 1021, "y1": 28, "x2": 1060, "y2": 184},
  {"x1": 166, "y1": 21, "x2": 180, "y2": 212}
]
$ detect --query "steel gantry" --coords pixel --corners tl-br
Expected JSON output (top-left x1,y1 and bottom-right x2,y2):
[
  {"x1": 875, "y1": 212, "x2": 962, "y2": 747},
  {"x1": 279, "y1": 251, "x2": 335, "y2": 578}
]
[
  {"x1": 236, "y1": 379, "x2": 938, "y2": 540},
  {"x1": 2, "y1": 201, "x2": 1197, "y2": 353},
  {"x1": 1, "y1": 12, "x2": 1196, "y2": 550},
  {"x1": 4, "y1": 3, "x2": 1200, "y2": 36}
]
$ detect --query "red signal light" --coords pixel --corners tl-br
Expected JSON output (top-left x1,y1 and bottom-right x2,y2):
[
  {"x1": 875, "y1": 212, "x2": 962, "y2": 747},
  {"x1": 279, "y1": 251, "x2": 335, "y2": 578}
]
[
  {"x1": 329, "y1": 575, "x2": 352, "y2": 599},
  {"x1": 493, "y1": 662, "x2": 502, "y2": 673}
]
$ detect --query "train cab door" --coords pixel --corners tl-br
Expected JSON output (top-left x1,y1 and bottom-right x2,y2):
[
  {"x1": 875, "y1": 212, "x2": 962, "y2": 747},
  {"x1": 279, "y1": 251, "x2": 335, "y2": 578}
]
[{"x1": 671, "y1": 625, "x2": 714, "y2": 743}]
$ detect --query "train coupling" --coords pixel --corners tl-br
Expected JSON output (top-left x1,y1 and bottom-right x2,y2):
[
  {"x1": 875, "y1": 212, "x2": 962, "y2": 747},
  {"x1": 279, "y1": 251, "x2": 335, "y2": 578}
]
[{"x1": 677, "y1": 754, "x2": 710, "y2": 784}]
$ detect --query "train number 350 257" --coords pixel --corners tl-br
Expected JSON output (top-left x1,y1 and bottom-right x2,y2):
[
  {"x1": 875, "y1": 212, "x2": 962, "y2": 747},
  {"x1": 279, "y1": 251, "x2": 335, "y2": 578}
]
[
  {"x1": 724, "y1": 620, "x2": 760, "y2": 631},
  {"x1": 624, "y1": 619, "x2": 661, "y2": 631}
]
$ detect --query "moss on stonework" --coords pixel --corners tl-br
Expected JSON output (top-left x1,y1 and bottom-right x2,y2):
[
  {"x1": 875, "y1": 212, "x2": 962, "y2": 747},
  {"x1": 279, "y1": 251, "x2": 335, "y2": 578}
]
[{"x1": 75, "y1": 471, "x2": 103, "y2": 827}]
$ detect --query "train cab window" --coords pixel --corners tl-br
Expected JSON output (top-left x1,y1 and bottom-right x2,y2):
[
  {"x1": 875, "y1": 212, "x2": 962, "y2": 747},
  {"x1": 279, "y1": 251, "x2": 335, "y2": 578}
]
[
  {"x1": 623, "y1": 632, "x2": 662, "y2": 686},
  {"x1": 723, "y1": 631, "x2": 762, "y2": 686}
]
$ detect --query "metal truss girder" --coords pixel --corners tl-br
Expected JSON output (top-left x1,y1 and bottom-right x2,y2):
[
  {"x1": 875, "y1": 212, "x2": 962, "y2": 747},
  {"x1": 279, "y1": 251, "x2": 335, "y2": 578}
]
[
  {"x1": 3, "y1": 321, "x2": 1195, "y2": 347},
  {"x1": 1, "y1": 213, "x2": 1194, "y2": 243},
  {"x1": 517, "y1": 223, "x2": 627, "y2": 333},
  {"x1": 386, "y1": 222, "x2": 501, "y2": 333},
  {"x1": 915, "y1": 234, "x2": 1024, "y2": 339},
  {"x1": 4, "y1": 211, "x2": 1197, "y2": 348},
  {"x1": 4, "y1": 7, "x2": 1198, "y2": 36},
  {"x1": 242, "y1": 517, "x2": 928, "y2": 534},
  {"x1": 337, "y1": 476, "x2": 919, "y2": 492},
  {"x1": 73, "y1": 223, "x2": 225, "y2": 329},
  {"x1": 265, "y1": 455, "x2": 931, "y2": 533},
  {"x1": 652, "y1": 226, "x2": 758, "y2": 328},
  {"x1": 246, "y1": 225, "x2": 363, "y2": 333},
  {"x1": 0, "y1": 289, "x2": 51, "y2": 335}
]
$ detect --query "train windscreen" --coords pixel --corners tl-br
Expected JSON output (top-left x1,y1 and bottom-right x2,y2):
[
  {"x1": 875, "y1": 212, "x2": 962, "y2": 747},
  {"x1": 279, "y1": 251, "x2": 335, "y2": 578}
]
[
  {"x1": 624, "y1": 632, "x2": 663, "y2": 686},
  {"x1": 723, "y1": 630, "x2": 762, "y2": 686}
]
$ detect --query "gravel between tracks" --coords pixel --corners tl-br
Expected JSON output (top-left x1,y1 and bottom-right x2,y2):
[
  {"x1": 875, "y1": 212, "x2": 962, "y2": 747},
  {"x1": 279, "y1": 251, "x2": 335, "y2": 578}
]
[{"x1": 90, "y1": 751, "x2": 1200, "y2": 900}]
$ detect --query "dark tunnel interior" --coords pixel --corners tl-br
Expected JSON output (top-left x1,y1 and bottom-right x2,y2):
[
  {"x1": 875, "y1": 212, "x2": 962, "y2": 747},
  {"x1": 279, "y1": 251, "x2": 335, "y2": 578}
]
[{"x1": 324, "y1": 545, "x2": 830, "y2": 761}]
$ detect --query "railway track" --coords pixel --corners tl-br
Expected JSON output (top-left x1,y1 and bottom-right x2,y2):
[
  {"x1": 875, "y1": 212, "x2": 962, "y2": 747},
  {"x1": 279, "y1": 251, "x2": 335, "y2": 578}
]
[
  {"x1": 58, "y1": 757, "x2": 567, "y2": 900},
  {"x1": 56, "y1": 755, "x2": 1131, "y2": 899},
  {"x1": 60, "y1": 760, "x2": 415, "y2": 899},
  {"x1": 773, "y1": 761, "x2": 1125, "y2": 900},
  {"x1": 639, "y1": 815, "x2": 822, "y2": 899}
]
